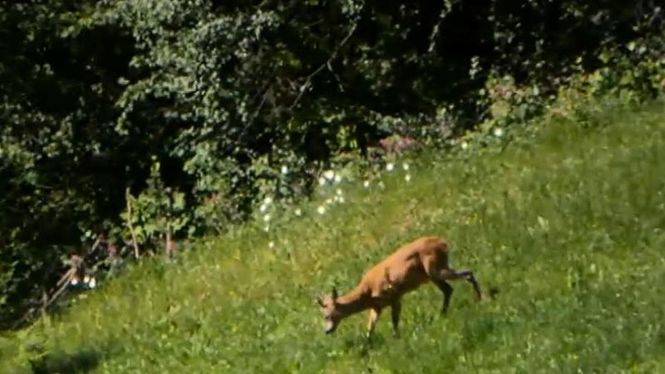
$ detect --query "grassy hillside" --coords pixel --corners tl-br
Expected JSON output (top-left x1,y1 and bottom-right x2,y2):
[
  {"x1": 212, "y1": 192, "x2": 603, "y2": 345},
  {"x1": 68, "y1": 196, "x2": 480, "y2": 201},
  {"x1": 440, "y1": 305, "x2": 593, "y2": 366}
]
[{"x1": 3, "y1": 98, "x2": 665, "y2": 373}]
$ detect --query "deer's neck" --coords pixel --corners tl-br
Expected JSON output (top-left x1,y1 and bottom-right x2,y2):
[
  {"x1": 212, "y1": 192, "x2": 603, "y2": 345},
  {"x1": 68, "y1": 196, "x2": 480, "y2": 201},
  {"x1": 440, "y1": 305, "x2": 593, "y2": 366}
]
[{"x1": 337, "y1": 284, "x2": 371, "y2": 318}]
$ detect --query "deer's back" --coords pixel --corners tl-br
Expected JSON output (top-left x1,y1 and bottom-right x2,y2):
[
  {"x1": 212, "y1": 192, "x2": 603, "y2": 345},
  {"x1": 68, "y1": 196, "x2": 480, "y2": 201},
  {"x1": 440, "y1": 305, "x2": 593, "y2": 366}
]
[{"x1": 362, "y1": 236, "x2": 449, "y2": 297}]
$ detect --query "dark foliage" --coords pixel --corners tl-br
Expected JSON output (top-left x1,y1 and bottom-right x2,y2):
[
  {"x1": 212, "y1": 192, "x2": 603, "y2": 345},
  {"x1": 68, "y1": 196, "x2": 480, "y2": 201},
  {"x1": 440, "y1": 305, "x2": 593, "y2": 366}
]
[{"x1": 1, "y1": 0, "x2": 663, "y2": 329}]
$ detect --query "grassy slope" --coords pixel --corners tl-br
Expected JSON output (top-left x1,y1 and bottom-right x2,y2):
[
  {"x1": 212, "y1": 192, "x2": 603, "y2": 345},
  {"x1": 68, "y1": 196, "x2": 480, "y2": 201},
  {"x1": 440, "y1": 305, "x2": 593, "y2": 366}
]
[{"x1": 2, "y1": 99, "x2": 665, "y2": 373}]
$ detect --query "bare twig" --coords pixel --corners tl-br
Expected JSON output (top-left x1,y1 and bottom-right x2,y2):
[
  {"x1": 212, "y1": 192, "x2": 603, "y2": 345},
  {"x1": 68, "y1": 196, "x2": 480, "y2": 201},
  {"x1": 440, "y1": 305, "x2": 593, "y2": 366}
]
[
  {"x1": 55, "y1": 267, "x2": 77, "y2": 289},
  {"x1": 125, "y1": 187, "x2": 140, "y2": 259},
  {"x1": 327, "y1": 61, "x2": 345, "y2": 93},
  {"x1": 428, "y1": 1, "x2": 458, "y2": 53},
  {"x1": 238, "y1": 84, "x2": 271, "y2": 140},
  {"x1": 165, "y1": 228, "x2": 176, "y2": 257},
  {"x1": 288, "y1": 23, "x2": 357, "y2": 111},
  {"x1": 13, "y1": 251, "x2": 87, "y2": 328},
  {"x1": 45, "y1": 275, "x2": 71, "y2": 309},
  {"x1": 40, "y1": 290, "x2": 49, "y2": 319},
  {"x1": 89, "y1": 236, "x2": 102, "y2": 255}
]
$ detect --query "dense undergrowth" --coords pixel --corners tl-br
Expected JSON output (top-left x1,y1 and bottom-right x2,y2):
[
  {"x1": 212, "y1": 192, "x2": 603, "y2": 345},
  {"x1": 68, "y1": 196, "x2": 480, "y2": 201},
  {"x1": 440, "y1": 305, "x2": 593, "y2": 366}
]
[
  {"x1": 4, "y1": 1, "x2": 665, "y2": 325},
  {"x1": 2, "y1": 96, "x2": 665, "y2": 372}
]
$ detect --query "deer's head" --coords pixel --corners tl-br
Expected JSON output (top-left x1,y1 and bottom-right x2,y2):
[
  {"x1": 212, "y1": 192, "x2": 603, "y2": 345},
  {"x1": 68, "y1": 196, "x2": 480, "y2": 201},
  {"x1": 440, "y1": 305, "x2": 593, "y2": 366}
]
[{"x1": 316, "y1": 287, "x2": 341, "y2": 334}]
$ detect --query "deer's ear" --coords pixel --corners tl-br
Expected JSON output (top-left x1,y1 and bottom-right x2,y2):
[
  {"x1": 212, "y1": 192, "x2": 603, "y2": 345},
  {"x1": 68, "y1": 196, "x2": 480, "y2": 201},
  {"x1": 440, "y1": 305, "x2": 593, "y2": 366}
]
[{"x1": 331, "y1": 286, "x2": 338, "y2": 300}]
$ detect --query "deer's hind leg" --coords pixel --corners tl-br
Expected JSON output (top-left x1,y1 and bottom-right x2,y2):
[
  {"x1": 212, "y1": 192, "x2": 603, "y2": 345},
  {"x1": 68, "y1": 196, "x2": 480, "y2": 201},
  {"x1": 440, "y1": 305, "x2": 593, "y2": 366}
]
[
  {"x1": 422, "y1": 254, "x2": 455, "y2": 313},
  {"x1": 441, "y1": 268, "x2": 482, "y2": 301}
]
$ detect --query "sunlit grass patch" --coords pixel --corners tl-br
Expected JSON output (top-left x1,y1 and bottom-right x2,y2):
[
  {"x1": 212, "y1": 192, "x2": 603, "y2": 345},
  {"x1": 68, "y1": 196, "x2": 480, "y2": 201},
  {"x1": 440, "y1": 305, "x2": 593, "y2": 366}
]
[{"x1": 3, "y1": 99, "x2": 665, "y2": 372}]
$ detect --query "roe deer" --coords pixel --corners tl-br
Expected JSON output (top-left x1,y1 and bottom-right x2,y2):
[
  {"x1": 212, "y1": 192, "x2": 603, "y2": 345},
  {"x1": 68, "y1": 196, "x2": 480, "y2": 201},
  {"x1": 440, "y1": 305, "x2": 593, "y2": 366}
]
[
  {"x1": 378, "y1": 135, "x2": 418, "y2": 154},
  {"x1": 366, "y1": 135, "x2": 419, "y2": 160},
  {"x1": 316, "y1": 236, "x2": 482, "y2": 338}
]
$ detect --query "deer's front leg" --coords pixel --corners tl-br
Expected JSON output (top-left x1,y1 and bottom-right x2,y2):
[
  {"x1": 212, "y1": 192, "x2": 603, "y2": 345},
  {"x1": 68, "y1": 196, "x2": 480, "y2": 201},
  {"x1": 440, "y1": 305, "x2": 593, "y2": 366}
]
[
  {"x1": 366, "y1": 307, "x2": 382, "y2": 339},
  {"x1": 390, "y1": 300, "x2": 401, "y2": 337}
]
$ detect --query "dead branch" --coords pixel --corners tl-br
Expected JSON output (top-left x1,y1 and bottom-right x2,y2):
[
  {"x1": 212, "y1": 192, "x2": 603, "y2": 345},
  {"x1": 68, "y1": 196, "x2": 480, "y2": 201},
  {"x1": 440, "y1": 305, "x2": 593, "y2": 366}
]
[
  {"x1": 125, "y1": 187, "x2": 140, "y2": 259},
  {"x1": 288, "y1": 22, "x2": 357, "y2": 111}
]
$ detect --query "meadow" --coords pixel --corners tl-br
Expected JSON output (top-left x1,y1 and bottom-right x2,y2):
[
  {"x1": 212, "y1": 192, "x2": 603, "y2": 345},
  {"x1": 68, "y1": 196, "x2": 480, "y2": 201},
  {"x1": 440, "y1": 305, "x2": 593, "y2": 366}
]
[{"x1": 2, "y1": 98, "x2": 665, "y2": 373}]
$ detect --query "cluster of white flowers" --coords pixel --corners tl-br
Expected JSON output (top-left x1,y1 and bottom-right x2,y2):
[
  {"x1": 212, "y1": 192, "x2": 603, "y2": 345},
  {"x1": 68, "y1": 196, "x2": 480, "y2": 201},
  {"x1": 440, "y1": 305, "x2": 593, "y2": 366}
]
[
  {"x1": 313, "y1": 168, "x2": 350, "y2": 216},
  {"x1": 266, "y1": 160, "x2": 413, "y2": 222},
  {"x1": 333, "y1": 188, "x2": 345, "y2": 203},
  {"x1": 317, "y1": 188, "x2": 346, "y2": 216},
  {"x1": 319, "y1": 169, "x2": 342, "y2": 186},
  {"x1": 70, "y1": 275, "x2": 97, "y2": 289},
  {"x1": 259, "y1": 196, "x2": 272, "y2": 213},
  {"x1": 260, "y1": 196, "x2": 274, "y2": 232},
  {"x1": 387, "y1": 162, "x2": 410, "y2": 172}
]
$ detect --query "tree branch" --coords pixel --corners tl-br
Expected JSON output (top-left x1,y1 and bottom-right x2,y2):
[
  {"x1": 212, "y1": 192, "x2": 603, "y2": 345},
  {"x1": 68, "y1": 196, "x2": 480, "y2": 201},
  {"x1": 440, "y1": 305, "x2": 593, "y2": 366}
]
[
  {"x1": 289, "y1": 23, "x2": 357, "y2": 111},
  {"x1": 125, "y1": 188, "x2": 140, "y2": 259}
]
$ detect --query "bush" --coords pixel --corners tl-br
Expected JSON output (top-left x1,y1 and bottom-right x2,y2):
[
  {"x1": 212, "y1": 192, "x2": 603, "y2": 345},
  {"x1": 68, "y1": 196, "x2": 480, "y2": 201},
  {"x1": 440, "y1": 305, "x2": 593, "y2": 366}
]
[{"x1": 1, "y1": 0, "x2": 664, "y2": 329}]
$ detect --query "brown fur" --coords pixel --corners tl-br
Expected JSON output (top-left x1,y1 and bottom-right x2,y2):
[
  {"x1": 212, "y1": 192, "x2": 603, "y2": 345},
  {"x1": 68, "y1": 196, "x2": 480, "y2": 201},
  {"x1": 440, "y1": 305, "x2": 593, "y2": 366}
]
[
  {"x1": 317, "y1": 236, "x2": 482, "y2": 337},
  {"x1": 378, "y1": 135, "x2": 418, "y2": 154}
]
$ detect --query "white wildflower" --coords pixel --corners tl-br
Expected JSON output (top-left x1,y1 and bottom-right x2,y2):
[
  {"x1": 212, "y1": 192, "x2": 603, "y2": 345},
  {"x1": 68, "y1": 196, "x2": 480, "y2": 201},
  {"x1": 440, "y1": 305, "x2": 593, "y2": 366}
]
[
  {"x1": 325, "y1": 198, "x2": 333, "y2": 205},
  {"x1": 268, "y1": 241, "x2": 275, "y2": 249},
  {"x1": 405, "y1": 174, "x2": 411, "y2": 182},
  {"x1": 318, "y1": 177, "x2": 326, "y2": 186},
  {"x1": 294, "y1": 208, "x2": 302, "y2": 216},
  {"x1": 323, "y1": 170, "x2": 335, "y2": 181},
  {"x1": 336, "y1": 188, "x2": 343, "y2": 196},
  {"x1": 259, "y1": 203, "x2": 268, "y2": 213},
  {"x1": 403, "y1": 163, "x2": 410, "y2": 171},
  {"x1": 281, "y1": 165, "x2": 288, "y2": 174},
  {"x1": 461, "y1": 141, "x2": 469, "y2": 150},
  {"x1": 264, "y1": 225, "x2": 270, "y2": 232},
  {"x1": 263, "y1": 196, "x2": 273, "y2": 205},
  {"x1": 493, "y1": 127, "x2": 504, "y2": 137},
  {"x1": 363, "y1": 180, "x2": 370, "y2": 188},
  {"x1": 263, "y1": 213, "x2": 271, "y2": 222},
  {"x1": 334, "y1": 174, "x2": 342, "y2": 184},
  {"x1": 386, "y1": 163, "x2": 394, "y2": 171},
  {"x1": 317, "y1": 206, "x2": 326, "y2": 215},
  {"x1": 337, "y1": 196, "x2": 345, "y2": 203}
]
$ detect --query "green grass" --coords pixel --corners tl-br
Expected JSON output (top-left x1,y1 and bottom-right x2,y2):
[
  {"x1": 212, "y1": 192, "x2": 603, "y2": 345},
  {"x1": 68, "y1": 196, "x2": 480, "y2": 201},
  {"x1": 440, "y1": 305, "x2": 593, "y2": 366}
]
[{"x1": 3, "y1": 99, "x2": 665, "y2": 373}]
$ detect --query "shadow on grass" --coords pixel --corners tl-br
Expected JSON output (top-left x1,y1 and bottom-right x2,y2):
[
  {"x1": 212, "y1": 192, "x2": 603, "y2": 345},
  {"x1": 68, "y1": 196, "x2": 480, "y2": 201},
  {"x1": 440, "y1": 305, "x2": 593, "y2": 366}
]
[{"x1": 29, "y1": 347, "x2": 102, "y2": 374}]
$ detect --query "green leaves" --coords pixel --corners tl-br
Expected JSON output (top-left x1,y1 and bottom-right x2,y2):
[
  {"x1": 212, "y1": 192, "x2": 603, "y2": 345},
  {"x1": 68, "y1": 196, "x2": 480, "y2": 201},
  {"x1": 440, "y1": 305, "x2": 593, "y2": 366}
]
[
  {"x1": 120, "y1": 158, "x2": 190, "y2": 249},
  {"x1": 2, "y1": 0, "x2": 665, "y2": 331}
]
